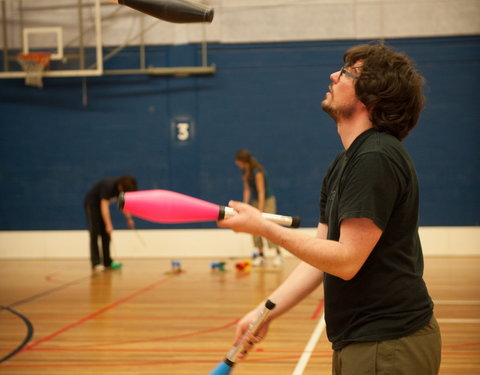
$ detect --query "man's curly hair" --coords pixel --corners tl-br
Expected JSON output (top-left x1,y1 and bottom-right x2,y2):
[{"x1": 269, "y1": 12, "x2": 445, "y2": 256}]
[{"x1": 344, "y1": 42, "x2": 425, "y2": 141}]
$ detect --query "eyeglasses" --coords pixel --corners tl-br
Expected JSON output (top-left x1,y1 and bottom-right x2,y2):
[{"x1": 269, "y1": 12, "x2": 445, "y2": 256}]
[{"x1": 339, "y1": 66, "x2": 359, "y2": 80}]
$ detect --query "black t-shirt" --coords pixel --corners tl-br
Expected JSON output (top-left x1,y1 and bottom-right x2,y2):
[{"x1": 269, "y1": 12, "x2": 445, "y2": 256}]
[
  {"x1": 320, "y1": 129, "x2": 433, "y2": 350},
  {"x1": 84, "y1": 177, "x2": 120, "y2": 208}
]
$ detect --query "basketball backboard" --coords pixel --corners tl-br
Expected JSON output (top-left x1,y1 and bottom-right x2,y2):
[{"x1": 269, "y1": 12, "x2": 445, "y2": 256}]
[
  {"x1": 0, "y1": 0, "x2": 216, "y2": 87},
  {"x1": 0, "y1": 0, "x2": 103, "y2": 80}
]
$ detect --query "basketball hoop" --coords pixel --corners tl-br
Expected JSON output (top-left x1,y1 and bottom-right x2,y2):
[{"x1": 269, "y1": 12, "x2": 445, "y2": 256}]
[{"x1": 17, "y1": 52, "x2": 52, "y2": 88}]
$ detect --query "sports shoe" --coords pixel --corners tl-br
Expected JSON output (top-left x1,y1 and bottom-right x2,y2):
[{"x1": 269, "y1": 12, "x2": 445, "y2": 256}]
[
  {"x1": 110, "y1": 261, "x2": 123, "y2": 269},
  {"x1": 252, "y1": 255, "x2": 266, "y2": 267},
  {"x1": 92, "y1": 264, "x2": 105, "y2": 272},
  {"x1": 272, "y1": 254, "x2": 284, "y2": 267}
]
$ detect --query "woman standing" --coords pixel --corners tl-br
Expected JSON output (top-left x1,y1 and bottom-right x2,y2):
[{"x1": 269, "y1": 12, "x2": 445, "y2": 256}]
[{"x1": 235, "y1": 149, "x2": 283, "y2": 266}]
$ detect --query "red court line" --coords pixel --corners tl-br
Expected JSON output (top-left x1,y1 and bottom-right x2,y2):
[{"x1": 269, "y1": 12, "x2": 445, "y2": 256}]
[
  {"x1": 23, "y1": 275, "x2": 176, "y2": 352},
  {"x1": 24, "y1": 299, "x2": 325, "y2": 351},
  {"x1": 22, "y1": 348, "x2": 332, "y2": 354},
  {"x1": 4, "y1": 350, "x2": 477, "y2": 369},
  {"x1": 442, "y1": 351, "x2": 480, "y2": 356},
  {"x1": 3, "y1": 349, "x2": 479, "y2": 369},
  {"x1": 442, "y1": 342, "x2": 480, "y2": 349},
  {"x1": 1, "y1": 314, "x2": 316, "y2": 322},
  {"x1": 4, "y1": 346, "x2": 478, "y2": 370},
  {"x1": 25, "y1": 307, "x2": 322, "y2": 350},
  {"x1": 30, "y1": 319, "x2": 240, "y2": 349},
  {"x1": 0, "y1": 353, "x2": 334, "y2": 369},
  {"x1": 45, "y1": 272, "x2": 62, "y2": 283}
]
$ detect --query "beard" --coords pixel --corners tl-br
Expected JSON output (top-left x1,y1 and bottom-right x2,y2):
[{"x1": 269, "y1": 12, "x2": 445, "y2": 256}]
[
  {"x1": 321, "y1": 99, "x2": 339, "y2": 120},
  {"x1": 321, "y1": 93, "x2": 356, "y2": 121}
]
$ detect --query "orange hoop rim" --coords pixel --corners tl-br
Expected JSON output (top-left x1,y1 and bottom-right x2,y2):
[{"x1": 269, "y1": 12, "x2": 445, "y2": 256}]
[{"x1": 17, "y1": 52, "x2": 52, "y2": 66}]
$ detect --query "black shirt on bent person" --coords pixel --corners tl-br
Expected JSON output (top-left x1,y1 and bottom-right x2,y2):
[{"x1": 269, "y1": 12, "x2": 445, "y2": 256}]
[{"x1": 84, "y1": 177, "x2": 120, "y2": 208}]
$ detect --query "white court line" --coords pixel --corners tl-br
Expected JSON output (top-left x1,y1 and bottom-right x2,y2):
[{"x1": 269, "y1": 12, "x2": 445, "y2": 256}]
[{"x1": 292, "y1": 313, "x2": 326, "y2": 375}]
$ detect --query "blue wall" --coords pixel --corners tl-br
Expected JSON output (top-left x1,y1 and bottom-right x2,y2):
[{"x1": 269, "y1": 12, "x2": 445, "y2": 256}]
[{"x1": 0, "y1": 36, "x2": 479, "y2": 230}]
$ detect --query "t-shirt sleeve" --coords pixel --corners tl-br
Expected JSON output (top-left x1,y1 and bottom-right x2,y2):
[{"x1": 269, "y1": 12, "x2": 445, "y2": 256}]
[{"x1": 338, "y1": 152, "x2": 400, "y2": 231}]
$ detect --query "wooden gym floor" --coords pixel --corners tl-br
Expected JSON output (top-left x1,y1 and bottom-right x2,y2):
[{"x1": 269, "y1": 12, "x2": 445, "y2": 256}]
[{"x1": 0, "y1": 255, "x2": 479, "y2": 375}]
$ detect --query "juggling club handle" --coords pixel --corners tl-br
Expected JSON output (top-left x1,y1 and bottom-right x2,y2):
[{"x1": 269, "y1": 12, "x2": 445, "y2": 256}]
[
  {"x1": 223, "y1": 299, "x2": 276, "y2": 367},
  {"x1": 219, "y1": 206, "x2": 301, "y2": 228}
]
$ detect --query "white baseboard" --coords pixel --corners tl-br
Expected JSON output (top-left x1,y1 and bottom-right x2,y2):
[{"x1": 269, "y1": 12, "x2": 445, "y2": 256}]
[
  {"x1": 0, "y1": 227, "x2": 478, "y2": 259},
  {"x1": 418, "y1": 226, "x2": 480, "y2": 256}
]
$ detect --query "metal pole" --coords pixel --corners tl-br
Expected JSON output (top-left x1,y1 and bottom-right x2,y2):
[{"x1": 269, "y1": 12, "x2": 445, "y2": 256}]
[
  {"x1": 78, "y1": 0, "x2": 85, "y2": 69},
  {"x1": 1, "y1": 0, "x2": 8, "y2": 72},
  {"x1": 139, "y1": 14, "x2": 146, "y2": 70},
  {"x1": 201, "y1": 23, "x2": 207, "y2": 67},
  {"x1": 93, "y1": 0, "x2": 103, "y2": 75}
]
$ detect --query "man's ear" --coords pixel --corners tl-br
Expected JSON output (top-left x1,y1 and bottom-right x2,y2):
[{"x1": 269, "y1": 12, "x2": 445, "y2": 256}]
[{"x1": 366, "y1": 99, "x2": 379, "y2": 120}]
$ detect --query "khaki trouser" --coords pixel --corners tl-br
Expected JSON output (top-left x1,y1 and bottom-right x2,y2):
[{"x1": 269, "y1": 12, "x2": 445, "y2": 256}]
[
  {"x1": 332, "y1": 316, "x2": 442, "y2": 375},
  {"x1": 251, "y1": 196, "x2": 280, "y2": 250}
]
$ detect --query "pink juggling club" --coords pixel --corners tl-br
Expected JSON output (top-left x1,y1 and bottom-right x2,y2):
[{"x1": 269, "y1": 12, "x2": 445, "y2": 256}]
[
  {"x1": 118, "y1": 190, "x2": 301, "y2": 227},
  {"x1": 207, "y1": 300, "x2": 276, "y2": 375}
]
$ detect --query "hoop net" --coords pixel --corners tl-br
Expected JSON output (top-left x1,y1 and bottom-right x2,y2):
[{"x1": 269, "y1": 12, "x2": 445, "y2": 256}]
[{"x1": 17, "y1": 52, "x2": 52, "y2": 88}]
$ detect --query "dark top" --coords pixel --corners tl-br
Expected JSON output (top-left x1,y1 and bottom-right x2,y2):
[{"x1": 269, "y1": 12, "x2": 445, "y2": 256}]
[
  {"x1": 320, "y1": 129, "x2": 433, "y2": 350},
  {"x1": 84, "y1": 177, "x2": 120, "y2": 208},
  {"x1": 247, "y1": 168, "x2": 274, "y2": 202}
]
